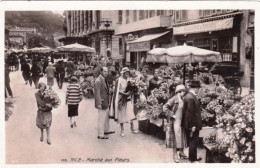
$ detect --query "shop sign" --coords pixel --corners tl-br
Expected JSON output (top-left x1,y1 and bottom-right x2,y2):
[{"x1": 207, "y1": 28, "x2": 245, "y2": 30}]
[
  {"x1": 173, "y1": 17, "x2": 233, "y2": 35},
  {"x1": 129, "y1": 41, "x2": 150, "y2": 52},
  {"x1": 127, "y1": 34, "x2": 138, "y2": 41}
]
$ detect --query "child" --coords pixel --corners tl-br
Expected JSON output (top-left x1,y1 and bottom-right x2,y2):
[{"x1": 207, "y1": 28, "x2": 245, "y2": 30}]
[{"x1": 66, "y1": 76, "x2": 83, "y2": 128}]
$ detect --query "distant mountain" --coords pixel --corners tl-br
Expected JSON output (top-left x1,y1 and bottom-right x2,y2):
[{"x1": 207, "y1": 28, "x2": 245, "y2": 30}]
[{"x1": 5, "y1": 11, "x2": 65, "y2": 36}]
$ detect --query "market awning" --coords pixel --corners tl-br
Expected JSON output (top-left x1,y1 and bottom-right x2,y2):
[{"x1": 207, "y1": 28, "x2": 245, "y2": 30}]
[
  {"x1": 128, "y1": 31, "x2": 170, "y2": 52},
  {"x1": 173, "y1": 17, "x2": 233, "y2": 35},
  {"x1": 172, "y1": 11, "x2": 243, "y2": 35}
]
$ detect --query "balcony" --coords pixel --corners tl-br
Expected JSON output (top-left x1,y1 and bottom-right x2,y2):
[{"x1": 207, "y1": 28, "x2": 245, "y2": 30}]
[{"x1": 115, "y1": 16, "x2": 171, "y2": 35}]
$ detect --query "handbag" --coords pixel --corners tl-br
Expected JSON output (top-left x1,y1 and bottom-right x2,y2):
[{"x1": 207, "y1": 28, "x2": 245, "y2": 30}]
[{"x1": 165, "y1": 103, "x2": 178, "y2": 122}]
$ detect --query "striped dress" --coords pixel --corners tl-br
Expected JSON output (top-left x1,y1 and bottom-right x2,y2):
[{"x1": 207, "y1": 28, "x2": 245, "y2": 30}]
[{"x1": 66, "y1": 83, "x2": 82, "y2": 117}]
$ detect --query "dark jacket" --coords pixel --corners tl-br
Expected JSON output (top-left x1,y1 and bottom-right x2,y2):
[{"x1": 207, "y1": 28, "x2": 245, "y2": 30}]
[
  {"x1": 94, "y1": 75, "x2": 110, "y2": 110},
  {"x1": 31, "y1": 65, "x2": 41, "y2": 78},
  {"x1": 181, "y1": 92, "x2": 202, "y2": 131}
]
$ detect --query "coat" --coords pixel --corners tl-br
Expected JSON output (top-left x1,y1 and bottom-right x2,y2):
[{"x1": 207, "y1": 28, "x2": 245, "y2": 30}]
[
  {"x1": 94, "y1": 74, "x2": 110, "y2": 110},
  {"x1": 181, "y1": 92, "x2": 202, "y2": 132}
]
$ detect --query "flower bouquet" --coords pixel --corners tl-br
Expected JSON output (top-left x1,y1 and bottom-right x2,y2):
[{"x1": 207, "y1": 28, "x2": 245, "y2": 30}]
[{"x1": 43, "y1": 89, "x2": 61, "y2": 108}]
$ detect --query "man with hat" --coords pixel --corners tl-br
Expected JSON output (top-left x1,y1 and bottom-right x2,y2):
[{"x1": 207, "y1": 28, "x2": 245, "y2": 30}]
[
  {"x1": 94, "y1": 66, "x2": 115, "y2": 139},
  {"x1": 182, "y1": 80, "x2": 202, "y2": 163}
]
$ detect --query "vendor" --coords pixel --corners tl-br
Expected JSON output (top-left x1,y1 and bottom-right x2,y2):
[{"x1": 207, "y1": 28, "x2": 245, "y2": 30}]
[{"x1": 148, "y1": 70, "x2": 162, "y2": 96}]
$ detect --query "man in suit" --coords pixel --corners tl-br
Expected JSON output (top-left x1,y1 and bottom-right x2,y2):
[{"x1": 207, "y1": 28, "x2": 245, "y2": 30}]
[
  {"x1": 94, "y1": 66, "x2": 115, "y2": 139},
  {"x1": 182, "y1": 80, "x2": 202, "y2": 163}
]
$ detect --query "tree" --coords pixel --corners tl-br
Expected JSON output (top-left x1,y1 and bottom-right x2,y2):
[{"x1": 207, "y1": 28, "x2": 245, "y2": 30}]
[{"x1": 27, "y1": 33, "x2": 55, "y2": 48}]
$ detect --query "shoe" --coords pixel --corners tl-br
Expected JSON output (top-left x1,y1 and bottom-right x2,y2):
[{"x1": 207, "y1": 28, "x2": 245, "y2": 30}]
[
  {"x1": 47, "y1": 139, "x2": 51, "y2": 145},
  {"x1": 191, "y1": 161, "x2": 199, "y2": 163},
  {"x1": 71, "y1": 124, "x2": 73, "y2": 128},
  {"x1": 97, "y1": 136, "x2": 109, "y2": 139},
  {"x1": 179, "y1": 153, "x2": 188, "y2": 159},
  {"x1": 173, "y1": 156, "x2": 179, "y2": 163},
  {"x1": 196, "y1": 157, "x2": 202, "y2": 161},
  {"x1": 74, "y1": 122, "x2": 76, "y2": 127},
  {"x1": 40, "y1": 137, "x2": 43, "y2": 142},
  {"x1": 131, "y1": 130, "x2": 139, "y2": 134},
  {"x1": 120, "y1": 132, "x2": 125, "y2": 137},
  {"x1": 104, "y1": 131, "x2": 115, "y2": 135}
]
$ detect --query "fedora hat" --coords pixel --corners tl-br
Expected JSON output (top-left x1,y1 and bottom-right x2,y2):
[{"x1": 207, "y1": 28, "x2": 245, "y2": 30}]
[{"x1": 190, "y1": 80, "x2": 201, "y2": 88}]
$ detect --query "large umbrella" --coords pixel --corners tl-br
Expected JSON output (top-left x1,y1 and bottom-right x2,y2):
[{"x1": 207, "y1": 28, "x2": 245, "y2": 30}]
[
  {"x1": 28, "y1": 47, "x2": 53, "y2": 53},
  {"x1": 147, "y1": 44, "x2": 222, "y2": 84},
  {"x1": 147, "y1": 44, "x2": 222, "y2": 64},
  {"x1": 57, "y1": 43, "x2": 96, "y2": 53}
]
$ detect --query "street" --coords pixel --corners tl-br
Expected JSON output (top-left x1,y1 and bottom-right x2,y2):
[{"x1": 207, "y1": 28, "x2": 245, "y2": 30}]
[{"x1": 5, "y1": 70, "x2": 206, "y2": 164}]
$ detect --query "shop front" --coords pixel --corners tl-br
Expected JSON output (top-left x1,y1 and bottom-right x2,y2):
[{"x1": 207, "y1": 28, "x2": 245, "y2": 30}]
[
  {"x1": 126, "y1": 31, "x2": 171, "y2": 70},
  {"x1": 173, "y1": 12, "x2": 243, "y2": 65}
]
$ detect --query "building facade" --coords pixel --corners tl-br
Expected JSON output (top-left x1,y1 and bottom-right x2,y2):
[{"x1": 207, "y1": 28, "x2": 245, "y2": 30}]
[
  {"x1": 172, "y1": 10, "x2": 254, "y2": 87},
  {"x1": 59, "y1": 10, "x2": 123, "y2": 61},
  {"x1": 8, "y1": 26, "x2": 37, "y2": 49},
  {"x1": 115, "y1": 10, "x2": 174, "y2": 69}
]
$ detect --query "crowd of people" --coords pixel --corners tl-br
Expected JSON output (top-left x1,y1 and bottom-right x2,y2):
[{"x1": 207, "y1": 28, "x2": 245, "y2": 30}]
[{"x1": 5, "y1": 50, "x2": 204, "y2": 163}]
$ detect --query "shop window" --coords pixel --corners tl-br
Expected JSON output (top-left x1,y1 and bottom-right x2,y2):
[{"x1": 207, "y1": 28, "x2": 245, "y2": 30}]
[
  {"x1": 139, "y1": 10, "x2": 145, "y2": 20},
  {"x1": 126, "y1": 10, "x2": 129, "y2": 24},
  {"x1": 181, "y1": 10, "x2": 188, "y2": 21},
  {"x1": 118, "y1": 10, "x2": 122, "y2": 24},
  {"x1": 175, "y1": 10, "x2": 181, "y2": 22},
  {"x1": 194, "y1": 38, "x2": 211, "y2": 49},
  {"x1": 149, "y1": 10, "x2": 155, "y2": 17},
  {"x1": 216, "y1": 9, "x2": 222, "y2": 14},
  {"x1": 145, "y1": 10, "x2": 149, "y2": 19},
  {"x1": 157, "y1": 10, "x2": 161, "y2": 16},
  {"x1": 133, "y1": 10, "x2": 137, "y2": 22},
  {"x1": 219, "y1": 37, "x2": 233, "y2": 62},
  {"x1": 160, "y1": 10, "x2": 165, "y2": 16},
  {"x1": 168, "y1": 10, "x2": 173, "y2": 16},
  {"x1": 204, "y1": 10, "x2": 212, "y2": 16}
]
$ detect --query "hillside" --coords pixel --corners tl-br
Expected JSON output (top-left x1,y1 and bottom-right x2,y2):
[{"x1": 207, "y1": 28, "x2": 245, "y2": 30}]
[{"x1": 5, "y1": 11, "x2": 65, "y2": 35}]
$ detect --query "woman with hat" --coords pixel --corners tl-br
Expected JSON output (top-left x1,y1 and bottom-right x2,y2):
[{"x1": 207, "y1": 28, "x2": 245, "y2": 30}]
[
  {"x1": 45, "y1": 62, "x2": 56, "y2": 89},
  {"x1": 35, "y1": 82, "x2": 53, "y2": 145},
  {"x1": 66, "y1": 76, "x2": 83, "y2": 128},
  {"x1": 163, "y1": 84, "x2": 188, "y2": 163},
  {"x1": 110, "y1": 67, "x2": 137, "y2": 137}
]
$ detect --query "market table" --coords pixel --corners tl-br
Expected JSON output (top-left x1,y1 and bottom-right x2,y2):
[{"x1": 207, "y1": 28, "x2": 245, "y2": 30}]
[{"x1": 203, "y1": 143, "x2": 231, "y2": 163}]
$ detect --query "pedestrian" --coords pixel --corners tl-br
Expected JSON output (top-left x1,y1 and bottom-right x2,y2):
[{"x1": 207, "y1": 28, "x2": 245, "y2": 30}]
[
  {"x1": 148, "y1": 70, "x2": 163, "y2": 95},
  {"x1": 182, "y1": 80, "x2": 202, "y2": 163},
  {"x1": 31, "y1": 61, "x2": 42, "y2": 89},
  {"x1": 55, "y1": 60, "x2": 65, "y2": 89},
  {"x1": 43, "y1": 58, "x2": 49, "y2": 75},
  {"x1": 35, "y1": 82, "x2": 53, "y2": 145},
  {"x1": 65, "y1": 76, "x2": 83, "y2": 128},
  {"x1": 163, "y1": 84, "x2": 188, "y2": 163},
  {"x1": 110, "y1": 67, "x2": 137, "y2": 137},
  {"x1": 114, "y1": 59, "x2": 120, "y2": 73},
  {"x1": 21, "y1": 60, "x2": 31, "y2": 85},
  {"x1": 66, "y1": 59, "x2": 75, "y2": 80},
  {"x1": 45, "y1": 63, "x2": 56, "y2": 89},
  {"x1": 5, "y1": 63, "x2": 14, "y2": 98},
  {"x1": 94, "y1": 66, "x2": 115, "y2": 139}
]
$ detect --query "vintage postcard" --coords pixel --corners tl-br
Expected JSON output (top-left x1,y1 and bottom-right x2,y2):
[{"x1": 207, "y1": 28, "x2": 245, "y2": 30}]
[{"x1": 1, "y1": 1, "x2": 259, "y2": 168}]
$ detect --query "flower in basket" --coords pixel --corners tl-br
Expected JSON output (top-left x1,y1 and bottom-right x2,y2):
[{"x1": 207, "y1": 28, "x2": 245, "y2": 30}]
[
  {"x1": 74, "y1": 70, "x2": 82, "y2": 77},
  {"x1": 43, "y1": 89, "x2": 61, "y2": 108}
]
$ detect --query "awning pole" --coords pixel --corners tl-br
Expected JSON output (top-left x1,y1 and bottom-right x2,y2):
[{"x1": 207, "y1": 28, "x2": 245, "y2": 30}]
[{"x1": 183, "y1": 63, "x2": 186, "y2": 85}]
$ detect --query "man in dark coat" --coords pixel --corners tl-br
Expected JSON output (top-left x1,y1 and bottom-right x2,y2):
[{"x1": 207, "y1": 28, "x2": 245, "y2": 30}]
[
  {"x1": 55, "y1": 61, "x2": 65, "y2": 89},
  {"x1": 182, "y1": 80, "x2": 202, "y2": 163}
]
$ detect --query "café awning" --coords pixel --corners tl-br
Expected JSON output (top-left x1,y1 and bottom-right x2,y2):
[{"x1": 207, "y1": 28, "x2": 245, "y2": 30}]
[
  {"x1": 173, "y1": 17, "x2": 233, "y2": 35},
  {"x1": 128, "y1": 31, "x2": 170, "y2": 52},
  {"x1": 173, "y1": 11, "x2": 243, "y2": 35}
]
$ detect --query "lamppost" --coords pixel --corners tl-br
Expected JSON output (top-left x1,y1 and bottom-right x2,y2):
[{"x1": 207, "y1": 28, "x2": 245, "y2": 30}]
[{"x1": 101, "y1": 20, "x2": 112, "y2": 57}]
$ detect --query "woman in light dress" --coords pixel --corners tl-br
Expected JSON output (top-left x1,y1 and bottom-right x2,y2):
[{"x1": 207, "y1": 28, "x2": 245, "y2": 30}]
[{"x1": 110, "y1": 67, "x2": 138, "y2": 137}]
